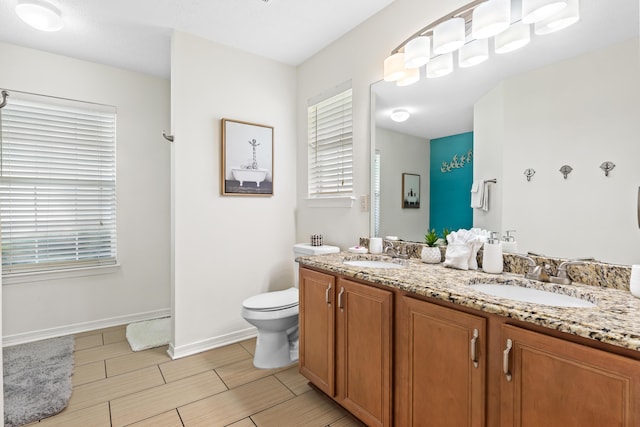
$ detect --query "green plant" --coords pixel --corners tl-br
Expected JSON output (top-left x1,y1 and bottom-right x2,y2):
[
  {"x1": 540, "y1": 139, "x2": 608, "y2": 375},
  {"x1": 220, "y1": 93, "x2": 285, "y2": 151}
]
[
  {"x1": 442, "y1": 228, "x2": 451, "y2": 245},
  {"x1": 424, "y1": 229, "x2": 439, "y2": 247}
]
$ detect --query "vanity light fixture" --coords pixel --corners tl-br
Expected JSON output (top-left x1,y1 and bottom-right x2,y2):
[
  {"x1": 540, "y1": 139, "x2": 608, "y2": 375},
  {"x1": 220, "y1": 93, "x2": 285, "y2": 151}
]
[
  {"x1": 15, "y1": 0, "x2": 64, "y2": 32},
  {"x1": 535, "y1": 0, "x2": 579, "y2": 35},
  {"x1": 390, "y1": 109, "x2": 410, "y2": 123},
  {"x1": 472, "y1": 0, "x2": 511, "y2": 39},
  {"x1": 397, "y1": 67, "x2": 420, "y2": 87},
  {"x1": 433, "y1": 18, "x2": 466, "y2": 55},
  {"x1": 383, "y1": 52, "x2": 406, "y2": 82},
  {"x1": 404, "y1": 36, "x2": 431, "y2": 68},
  {"x1": 459, "y1": 38, "x2": 489, "y2": 68},
  {"x1": 495, "y1": 21, "x2": 531, "y2": 54},
  {"x1": 522, "y1": 0, "x2": 568, "y2": 24},
  {"x1": 382, "y1": 0, "x2": 580, "y2": 87},
  {"x1": 426, "y1": 53, "x2": 454, "y2": 78}
]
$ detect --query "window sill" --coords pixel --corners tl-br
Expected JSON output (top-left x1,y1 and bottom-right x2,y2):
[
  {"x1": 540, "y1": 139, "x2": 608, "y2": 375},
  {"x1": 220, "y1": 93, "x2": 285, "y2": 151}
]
[
  {"x1": 305, "y1": 196, "x2": 356, "y2": 208},
  {"x1": 2, "y1": 263, "x2": 121, "y2": 285}
]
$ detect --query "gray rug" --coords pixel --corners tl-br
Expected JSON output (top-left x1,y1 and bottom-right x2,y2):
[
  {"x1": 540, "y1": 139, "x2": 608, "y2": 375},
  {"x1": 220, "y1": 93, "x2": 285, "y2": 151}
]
[{"x1": 3, "y1": 336, "x2": 75, "y2": 427}]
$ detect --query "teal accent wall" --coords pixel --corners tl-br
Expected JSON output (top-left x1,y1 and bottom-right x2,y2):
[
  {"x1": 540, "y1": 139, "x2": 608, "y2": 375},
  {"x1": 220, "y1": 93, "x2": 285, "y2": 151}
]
[{"x1": 430, "y1": 132, "x2": 473, "y2": 235}]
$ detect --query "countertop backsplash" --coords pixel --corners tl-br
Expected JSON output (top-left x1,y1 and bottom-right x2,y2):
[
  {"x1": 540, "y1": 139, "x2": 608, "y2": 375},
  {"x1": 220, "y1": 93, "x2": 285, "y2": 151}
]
[{"x1": 359, "y1": 237, "x2": 631, "y2": 291}]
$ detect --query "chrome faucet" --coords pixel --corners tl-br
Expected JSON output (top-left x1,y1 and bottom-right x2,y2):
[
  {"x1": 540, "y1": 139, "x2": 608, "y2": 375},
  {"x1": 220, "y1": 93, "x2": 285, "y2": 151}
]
[
  {"x1": 550, "y1": 260, "x2": 587, "y2": 285},
  {"x1": 384, "y1": 241, "x2": 409, "y2": 259},
  {"x1": 514, "y1": 254, "x2": 549, "y2": 282}
]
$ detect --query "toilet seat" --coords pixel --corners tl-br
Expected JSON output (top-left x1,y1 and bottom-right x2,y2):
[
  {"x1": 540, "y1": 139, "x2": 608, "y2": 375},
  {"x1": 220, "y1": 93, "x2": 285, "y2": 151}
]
[{"x1": 242, "y1": 287, "x2": 298, "y2": 312}]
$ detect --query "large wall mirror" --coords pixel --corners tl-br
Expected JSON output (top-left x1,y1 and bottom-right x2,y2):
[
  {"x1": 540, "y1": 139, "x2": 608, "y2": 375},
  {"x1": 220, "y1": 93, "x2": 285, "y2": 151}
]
[{"x1": 371, "y1": 0, "x2": 640, "y2": 264}]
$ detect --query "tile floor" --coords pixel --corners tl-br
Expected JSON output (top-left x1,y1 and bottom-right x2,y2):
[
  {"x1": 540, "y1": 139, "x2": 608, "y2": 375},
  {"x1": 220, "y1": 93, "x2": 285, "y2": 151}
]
[{"x1": 27, "y1": 325, "x2": 364, "y2": 427}]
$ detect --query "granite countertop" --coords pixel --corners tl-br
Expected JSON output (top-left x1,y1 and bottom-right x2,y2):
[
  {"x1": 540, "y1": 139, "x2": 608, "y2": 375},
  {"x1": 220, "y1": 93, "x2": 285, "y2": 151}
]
[{"x1": 298, "y1": 252, "x2": 640, "y2": 353}]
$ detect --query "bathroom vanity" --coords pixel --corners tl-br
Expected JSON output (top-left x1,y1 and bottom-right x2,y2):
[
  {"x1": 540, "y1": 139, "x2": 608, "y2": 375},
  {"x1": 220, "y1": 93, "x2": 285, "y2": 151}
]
[{"x1": 298, "y1": 254, "x2": 640, "y2": 426}]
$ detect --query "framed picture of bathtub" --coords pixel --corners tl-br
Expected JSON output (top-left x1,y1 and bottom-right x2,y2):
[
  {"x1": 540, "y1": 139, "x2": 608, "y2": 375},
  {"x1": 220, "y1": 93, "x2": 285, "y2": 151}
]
[
  {"x1": 402, "y1": 173, "x2": 420, "y2": 208},
  {"x1": 221, "y1": 118, "x2": 274, "y2": 196}
]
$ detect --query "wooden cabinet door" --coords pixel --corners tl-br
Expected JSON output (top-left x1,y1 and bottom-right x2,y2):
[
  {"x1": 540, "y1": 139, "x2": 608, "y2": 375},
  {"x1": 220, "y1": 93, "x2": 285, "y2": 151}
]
[
  {"x1": 336, "y1": 278, "x2": 393, "y2": 427},
  {"x1": 299, "y1": 268, "x2": 336, "y2": 396},
  {"x1": 400, "y1": 297, "x2": 486, "y2": 427},
  {"x1": 501, "y1": 324, "x2": 640, "y2": 427}
]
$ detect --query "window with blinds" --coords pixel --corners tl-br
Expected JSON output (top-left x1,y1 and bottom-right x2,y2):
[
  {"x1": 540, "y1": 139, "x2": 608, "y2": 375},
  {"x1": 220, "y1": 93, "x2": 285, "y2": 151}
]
[
  {"x1": 307, "y1": 87, "x2": 353, "y2": 197},
  {"x1": 373, "y1": 151, "x2": 381, "y2": 237},
  {"x1": 0, "y1": 92, "x2": 117, "y2": 276}
]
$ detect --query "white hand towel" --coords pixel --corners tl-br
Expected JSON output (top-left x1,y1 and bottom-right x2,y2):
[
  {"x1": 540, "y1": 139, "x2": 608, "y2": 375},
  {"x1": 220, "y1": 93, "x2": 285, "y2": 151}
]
[
  {"x1": 445, "y1": 229, "x2": 486, "y2": 270},
  {"x1": 470, "y1": 180, "x2": 489, "y2": 211}
]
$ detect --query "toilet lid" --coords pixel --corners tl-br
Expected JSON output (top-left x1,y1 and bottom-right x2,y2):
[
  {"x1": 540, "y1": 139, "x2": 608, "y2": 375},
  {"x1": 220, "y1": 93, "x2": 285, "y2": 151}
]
[{"x1": 242, "y1": 287, "x2": 299, "y2": 311}]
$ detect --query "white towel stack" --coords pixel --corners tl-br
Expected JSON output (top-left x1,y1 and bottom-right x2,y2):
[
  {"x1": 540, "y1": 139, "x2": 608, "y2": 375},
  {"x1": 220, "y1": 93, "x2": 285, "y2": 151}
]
[
  {"x1": 443, "y1": 228, "x2": 488, "y2": 270},
  {"x1": 470, "y1": 180, "x2": 489, "y2": 211}
]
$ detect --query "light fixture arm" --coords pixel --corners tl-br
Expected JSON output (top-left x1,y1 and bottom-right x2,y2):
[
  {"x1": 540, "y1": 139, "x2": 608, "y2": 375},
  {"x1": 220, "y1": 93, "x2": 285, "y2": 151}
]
[
  {"x1": 0, "y1": 90, "x2": 8, "y2": 109},
  {"x1": 389, "y1": 0, "x2": 485, "y2": 55}
]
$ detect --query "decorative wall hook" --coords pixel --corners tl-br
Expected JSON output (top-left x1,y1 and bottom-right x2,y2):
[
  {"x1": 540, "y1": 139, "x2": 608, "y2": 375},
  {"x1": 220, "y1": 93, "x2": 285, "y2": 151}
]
[
  {"x1": 559, "y1": 165, "x2": 573, "y2": 180},
  {"x1": 600, "y1": 161, "x2": 615, "y2": 177},
  {"x1": 0, "y1": 90, "x2": 9, "y2": 109},
  {"x1": 523, "y1": 168, "x2": 535, "y2": 182},
  {"x1": 162, "y1": 131, "x2": 174, "y2": 143}
]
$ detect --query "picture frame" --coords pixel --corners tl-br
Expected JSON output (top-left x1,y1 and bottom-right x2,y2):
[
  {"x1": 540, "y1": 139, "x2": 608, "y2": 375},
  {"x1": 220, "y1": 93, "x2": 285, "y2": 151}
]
[
  {"x1": 402, "y1": 173, "x2": 420, "y2": 208},
  {"x1": 221, "y1": 118, "x2": 274, "y2": 196}
]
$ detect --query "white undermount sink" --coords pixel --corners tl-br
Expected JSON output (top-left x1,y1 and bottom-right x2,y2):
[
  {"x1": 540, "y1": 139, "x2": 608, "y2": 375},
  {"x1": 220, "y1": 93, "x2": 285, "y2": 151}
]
[
  {"x1": 469, "y1": 283, "x2": 596, "y2": 308},
  {"x1": 343, "y1": 260, "x2": 404, "y2": 269}
]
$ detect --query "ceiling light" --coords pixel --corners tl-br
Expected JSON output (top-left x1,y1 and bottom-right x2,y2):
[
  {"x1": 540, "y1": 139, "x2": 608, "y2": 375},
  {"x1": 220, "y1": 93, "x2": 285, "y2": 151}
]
[
  {"x1": 15, "y1": 0, "x2": 63, "y2": 32},
  {"x1": 535, "y1": 0, "x2": 579, "y2": 35},
  {"x1": 383, "y1": 52, "x2": 406, "y2": 82},
  {"x1": 426, "y1": 53, "x2": 453, "y2": 78},
  {"x1": 495, "y1": 22, "x2": 531, "y2": 54},
  {"x1": 404, "y1": 36, "x2": 431, "y2": 69},
  {"x1": 397, "y1": 67, "x2": 420, "y2": 87},
  {"x1": 433, "y1": 18, "x2": 465, "y2": 55},
  {"x1": 522, "y1": 0, "x2": 567, "y2": 24},
  {"x1": 384, "y1": 1, "x2": 581, "y2": 83},
  {"x1": 459, "y1": 39, "x2": 489, "y2": 68},
  {"x1": 472, "y1": 0, "x2": 511, "y2": 39},
  {"x1": 390, "y1": 109, "x2": 410, "y2": 122}
]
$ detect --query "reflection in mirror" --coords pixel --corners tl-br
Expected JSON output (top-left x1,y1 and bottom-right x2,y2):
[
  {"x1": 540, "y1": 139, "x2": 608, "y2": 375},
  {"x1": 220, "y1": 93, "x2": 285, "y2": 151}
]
[{"x1": 371, "y1": 0, "x2": 640, "y2": 264}]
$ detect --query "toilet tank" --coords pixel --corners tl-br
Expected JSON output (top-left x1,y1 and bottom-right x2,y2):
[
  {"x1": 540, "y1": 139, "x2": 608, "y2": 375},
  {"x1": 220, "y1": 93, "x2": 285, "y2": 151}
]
[{"x1": 293, "y1": 243, "x2": 340, "y2": 287}]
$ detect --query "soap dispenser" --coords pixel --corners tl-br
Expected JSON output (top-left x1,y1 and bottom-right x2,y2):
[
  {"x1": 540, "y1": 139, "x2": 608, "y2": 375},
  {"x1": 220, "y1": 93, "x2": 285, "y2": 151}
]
[
  {"x1": 501, "y1": 230, "x2": 518, "y2": 254},
  {"x1": 482, "y1": 232, "x2": 503, "y2": 274}
]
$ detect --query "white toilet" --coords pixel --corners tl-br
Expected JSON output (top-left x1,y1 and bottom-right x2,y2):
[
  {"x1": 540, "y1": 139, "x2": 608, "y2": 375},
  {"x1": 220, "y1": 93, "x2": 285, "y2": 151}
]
[{"x1": 241, "y1": 243, "x2": 340, "y2": 368}]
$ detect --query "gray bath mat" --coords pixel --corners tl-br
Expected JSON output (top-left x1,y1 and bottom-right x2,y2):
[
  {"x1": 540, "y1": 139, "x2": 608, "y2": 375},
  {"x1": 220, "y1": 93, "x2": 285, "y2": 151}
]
[{"x1": 3, "y1": 335, "x2": 75, "y2": 427}]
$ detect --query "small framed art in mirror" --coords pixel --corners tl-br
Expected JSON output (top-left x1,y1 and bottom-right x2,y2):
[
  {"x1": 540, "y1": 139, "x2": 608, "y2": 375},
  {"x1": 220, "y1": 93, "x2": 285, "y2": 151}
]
[{"x1": 402, "y1": 173, "x2": 420, "y2": 209}]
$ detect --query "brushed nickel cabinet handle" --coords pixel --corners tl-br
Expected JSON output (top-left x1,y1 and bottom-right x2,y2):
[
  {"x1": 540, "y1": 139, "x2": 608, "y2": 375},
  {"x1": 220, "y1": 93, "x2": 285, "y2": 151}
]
[
  {"x1": 637, "y1": 186, "x2": 639, "y2": 229},
  {"x1": 325, "y1": 283, "x2": 332, "y2": 305},
  {"x1": 503, "y1": 338, "x2": 513, "y2": 382},
  {"x1": 470, "y1": 328, "x2": 479, "y2": 368},
  {"x1": 338, "y1": 287, "x2": 345, "y2": 310}
]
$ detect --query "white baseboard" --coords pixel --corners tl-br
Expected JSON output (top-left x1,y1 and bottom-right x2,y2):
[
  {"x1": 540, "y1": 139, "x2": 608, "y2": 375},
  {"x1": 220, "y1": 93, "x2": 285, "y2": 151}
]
[
  {"x1": 2, "y1": 308, "x2": 171, "y2": 347},
  {"x1": 167, "y1": 327, "x2": 257, "y2": 360}
]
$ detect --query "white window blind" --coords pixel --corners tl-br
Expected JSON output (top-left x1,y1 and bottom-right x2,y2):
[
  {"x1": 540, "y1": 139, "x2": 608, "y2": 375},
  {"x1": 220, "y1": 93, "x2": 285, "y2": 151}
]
[
  {"x1": 0, "y1": 92, "x2": 117, "y2": 275},
  {"x1": 307, "y1": 87, "x2": 353, "y2": 197},
  {"x1": 373, "y1": 151, "x2": 381, "y2": 237}
]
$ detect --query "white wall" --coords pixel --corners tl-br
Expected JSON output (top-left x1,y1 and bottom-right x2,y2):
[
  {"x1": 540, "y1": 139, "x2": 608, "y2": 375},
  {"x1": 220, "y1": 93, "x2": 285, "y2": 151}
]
[
  {"x1": 474, "y1": 39, "x2": 640, "y2": 264},
  {"x1": 473, "y1": 84, "x2": 505, "y2": 234},
  {"x1": 296, "y1": 0, "x2": 468, "y2": 250},
  {"x1": 170, "y1": 32, "x2": 297, "y2": 358},
  {"x1": 376, "y1": 127, "x2": 429, "y2": 242},
  {"x1": 0, "y1": 42, "x2": 171, "y2": 343}
]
